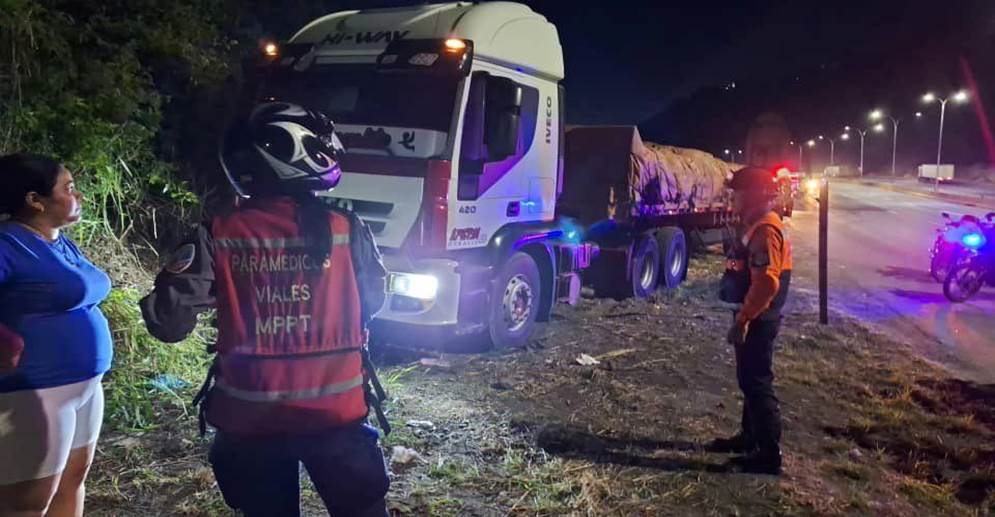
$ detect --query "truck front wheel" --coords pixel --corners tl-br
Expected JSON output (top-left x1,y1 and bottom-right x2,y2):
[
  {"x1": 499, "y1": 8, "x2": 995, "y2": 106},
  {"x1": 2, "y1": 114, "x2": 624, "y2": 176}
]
[{"x1": 488, "y1": 252, "x2": 541, "y2": 349}]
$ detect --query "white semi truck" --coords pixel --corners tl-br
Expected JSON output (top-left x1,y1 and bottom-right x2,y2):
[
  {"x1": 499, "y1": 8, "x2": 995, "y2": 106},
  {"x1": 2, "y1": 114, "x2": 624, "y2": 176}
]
[{"x1": 250, "y1": 2, "x2": 745, "y2": 349}]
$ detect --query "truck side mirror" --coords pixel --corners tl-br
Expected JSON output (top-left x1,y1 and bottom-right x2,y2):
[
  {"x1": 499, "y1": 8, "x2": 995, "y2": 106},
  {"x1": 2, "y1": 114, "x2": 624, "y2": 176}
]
[{"x1": 484, "y1": 76, "x2": 522, "y2": 162}]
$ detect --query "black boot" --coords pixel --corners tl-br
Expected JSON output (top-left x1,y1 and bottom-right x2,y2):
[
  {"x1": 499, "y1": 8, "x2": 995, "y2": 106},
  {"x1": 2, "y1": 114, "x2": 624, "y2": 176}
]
[
  {"x1": 732, "y1": 448, "x2": 782, "y2": 475},
  {"x1": 705, "y1": 433, "x2": 756, "y2": 454}
]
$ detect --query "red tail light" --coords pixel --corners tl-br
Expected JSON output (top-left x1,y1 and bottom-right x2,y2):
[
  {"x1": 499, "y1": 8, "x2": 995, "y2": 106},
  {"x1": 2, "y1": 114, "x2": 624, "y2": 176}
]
[{"x1": 424, "y1": 160, "x2": 451, "y2": 250}]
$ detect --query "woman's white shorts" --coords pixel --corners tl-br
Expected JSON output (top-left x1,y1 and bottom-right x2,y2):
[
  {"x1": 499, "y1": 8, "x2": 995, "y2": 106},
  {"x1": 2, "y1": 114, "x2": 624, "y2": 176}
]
[{"x1": 0, "y1": 376, "x2": 104, "y2": 484}]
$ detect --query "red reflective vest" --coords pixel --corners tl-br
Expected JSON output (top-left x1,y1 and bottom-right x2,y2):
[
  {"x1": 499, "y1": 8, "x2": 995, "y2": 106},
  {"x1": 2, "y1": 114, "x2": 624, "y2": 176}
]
[{"x1": 206, "y1": 197, "x2": 368, "y2": 435}]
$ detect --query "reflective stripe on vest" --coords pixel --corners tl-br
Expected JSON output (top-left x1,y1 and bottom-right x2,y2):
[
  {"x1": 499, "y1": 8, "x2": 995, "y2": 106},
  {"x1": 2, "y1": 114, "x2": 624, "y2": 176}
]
[
  {"x1": 215, "y1": 374, "x2": 364, "y2": 402},
  {"x1": 215, "y1": 235, "x2": 350, "y2": 249},
  {"x1": 207, "y1": 197, "x2": 368, "y2": 434}
]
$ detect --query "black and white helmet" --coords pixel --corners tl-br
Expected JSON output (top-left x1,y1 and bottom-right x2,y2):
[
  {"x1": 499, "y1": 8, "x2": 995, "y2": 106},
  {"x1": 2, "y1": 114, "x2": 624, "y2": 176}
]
[{"x1": 220, "y1": 102, "x2": 345, "y2": 198}]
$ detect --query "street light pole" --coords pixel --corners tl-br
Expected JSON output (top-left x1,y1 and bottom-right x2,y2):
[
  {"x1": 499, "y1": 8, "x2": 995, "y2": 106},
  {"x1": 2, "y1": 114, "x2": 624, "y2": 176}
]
[
  {"x1": 922, "y1": 91, "x2": 969, "y2": 192},
  {"x1": 857, "y1": 129, "x2": 866, "y2": 176},
  {"x1": 889, "y1": 117, "x2": 900, "y2": 176},
  {"x1": 870, "y1": 110, "x2": 902, "y2": 176},
  {"x1": 935, "y1": 99, "x2": 947, "y2": 193},
  {"x1": 844, "y1": 124, "x2": 883, "y2": 177},
  {"x1": 806, "y1": 139, "x2": 817, "y2": 172},
  {"x1": 817, "y1": 135, "x2": 837, "y2": 166}
]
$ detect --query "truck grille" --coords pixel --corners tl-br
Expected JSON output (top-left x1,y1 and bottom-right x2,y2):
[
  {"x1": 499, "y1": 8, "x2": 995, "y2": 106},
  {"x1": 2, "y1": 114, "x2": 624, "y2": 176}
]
[{"x1": 330, "y1": 198, "x2": 394, "y2": 236}]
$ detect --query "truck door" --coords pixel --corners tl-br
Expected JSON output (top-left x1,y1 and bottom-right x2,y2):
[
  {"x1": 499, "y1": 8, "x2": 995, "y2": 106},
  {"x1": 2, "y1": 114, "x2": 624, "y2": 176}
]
[{"x1": 449, "y1": 70, "x2": 542, "y2": 249}]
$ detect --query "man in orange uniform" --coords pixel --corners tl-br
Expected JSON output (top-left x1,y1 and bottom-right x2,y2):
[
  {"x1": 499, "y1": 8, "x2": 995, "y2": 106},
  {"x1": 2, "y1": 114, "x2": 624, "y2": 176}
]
[{"x1": 714, "y1": 166, "x2": 792, "y2": 475}]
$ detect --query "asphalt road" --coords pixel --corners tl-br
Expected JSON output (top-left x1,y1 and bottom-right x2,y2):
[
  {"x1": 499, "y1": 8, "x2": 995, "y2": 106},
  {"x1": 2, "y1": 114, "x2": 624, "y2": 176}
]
[{"x1": 789, "y1": 179, "x2": 995, "y2": 382}]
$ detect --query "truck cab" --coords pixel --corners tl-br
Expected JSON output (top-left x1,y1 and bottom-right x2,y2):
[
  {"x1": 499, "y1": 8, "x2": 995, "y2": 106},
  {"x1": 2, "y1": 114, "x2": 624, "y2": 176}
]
[{"x1": 254, "y1": 2, "x2": 593, "y2": 348}]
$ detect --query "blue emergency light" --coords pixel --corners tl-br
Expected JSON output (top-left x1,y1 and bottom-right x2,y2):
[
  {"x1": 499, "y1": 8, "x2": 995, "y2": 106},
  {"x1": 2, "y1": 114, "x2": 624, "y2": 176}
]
[{"x1": 962, "y1": 233, "x2": 986, "y2": 249}]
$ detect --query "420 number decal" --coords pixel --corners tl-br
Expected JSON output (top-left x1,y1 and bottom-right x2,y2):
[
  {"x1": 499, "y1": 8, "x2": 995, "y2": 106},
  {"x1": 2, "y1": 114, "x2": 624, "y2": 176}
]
[{"x1": 458, "y1": 205, "x2": 477, "y2": 214}]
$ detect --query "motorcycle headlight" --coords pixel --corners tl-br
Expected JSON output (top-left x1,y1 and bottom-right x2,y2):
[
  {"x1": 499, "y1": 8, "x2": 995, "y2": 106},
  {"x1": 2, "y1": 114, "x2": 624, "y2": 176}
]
[
  {"x1": 962, "y1": 233, "x2": 986, "y2": 249},
  {"x1": 388, "y1": 272, "x2": 439, "y2": 300}
]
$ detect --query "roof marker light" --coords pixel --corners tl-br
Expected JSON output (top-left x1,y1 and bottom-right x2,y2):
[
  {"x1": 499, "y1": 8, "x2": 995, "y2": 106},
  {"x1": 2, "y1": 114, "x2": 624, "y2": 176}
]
[{"x1": 444, "y1": 39, "x2": 467, "y2": 52}]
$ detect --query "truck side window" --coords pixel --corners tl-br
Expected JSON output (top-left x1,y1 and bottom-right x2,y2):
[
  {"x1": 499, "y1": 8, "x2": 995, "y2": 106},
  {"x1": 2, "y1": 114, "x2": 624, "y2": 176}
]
[{"x1": 458, "y1": 72, "x2": 539, "y2": 200}]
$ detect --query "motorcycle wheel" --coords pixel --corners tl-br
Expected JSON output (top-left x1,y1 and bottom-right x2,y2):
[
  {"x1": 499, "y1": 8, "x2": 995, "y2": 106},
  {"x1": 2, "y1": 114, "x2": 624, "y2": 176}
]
[
  {"x1": 943, "y1": 262, "x2": 984, "y2": 303},
  {"x1": 930, "y1": 240, "x2": 953, "y2": 283},
  {"x1": 929, "y1": 253, "x2": 946, "y2": 283}
]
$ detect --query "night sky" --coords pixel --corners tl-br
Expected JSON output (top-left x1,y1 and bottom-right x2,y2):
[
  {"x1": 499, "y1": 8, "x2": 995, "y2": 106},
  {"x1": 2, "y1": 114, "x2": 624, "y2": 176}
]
[{"x1": 249, "y1": 0, "x2": 994, "y2": 169}]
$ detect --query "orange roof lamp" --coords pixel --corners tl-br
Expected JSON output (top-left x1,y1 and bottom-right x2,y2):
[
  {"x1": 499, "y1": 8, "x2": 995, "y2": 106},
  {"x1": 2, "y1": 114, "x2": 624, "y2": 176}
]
[
  {"x1": 262, "y1": 40, "x2": 280, "y2": 59},
  {"x1": 444, "y1": 38, "x2": 467, "y2": 52}
]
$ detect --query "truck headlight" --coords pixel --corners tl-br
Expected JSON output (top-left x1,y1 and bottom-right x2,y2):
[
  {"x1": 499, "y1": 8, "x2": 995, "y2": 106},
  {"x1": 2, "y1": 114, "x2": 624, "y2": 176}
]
[
  {"x1": 388, "y1": 272, "x2": 439, "y2": 300},
  {"x1": 805, "y1": 178, "x2": 821, "y2": 196}
]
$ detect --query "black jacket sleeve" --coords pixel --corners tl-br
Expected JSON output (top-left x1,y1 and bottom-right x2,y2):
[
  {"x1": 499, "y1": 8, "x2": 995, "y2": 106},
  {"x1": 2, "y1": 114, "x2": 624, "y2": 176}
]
[
  {"x1": 345, "y1": 211, "x2": 388, "y2": 326},
  {"x1": 140, "y1": 223, "x2": 216, "y2": 343}
]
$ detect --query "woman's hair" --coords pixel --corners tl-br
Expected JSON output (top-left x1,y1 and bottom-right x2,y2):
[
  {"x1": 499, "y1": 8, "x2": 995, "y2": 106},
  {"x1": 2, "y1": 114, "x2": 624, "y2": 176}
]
[{"x1": 0, "y1": 154, "x2": 63, "y2": 216}]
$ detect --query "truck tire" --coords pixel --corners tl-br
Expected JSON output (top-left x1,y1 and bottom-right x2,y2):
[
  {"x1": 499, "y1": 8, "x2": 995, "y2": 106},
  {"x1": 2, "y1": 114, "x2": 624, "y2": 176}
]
[
  {"x1": 629, "y1": 234, "x2": 661, "y2": 299},
  {"x1": 488, "y1": 252, "x2": 541, "y2": 349},
  {"x1": 657, "y1": 226, "x2": 688, "y2": 289}
]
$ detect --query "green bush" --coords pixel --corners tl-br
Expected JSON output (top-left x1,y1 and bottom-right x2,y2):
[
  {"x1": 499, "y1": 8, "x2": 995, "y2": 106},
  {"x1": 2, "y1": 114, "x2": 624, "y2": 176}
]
[
  {"x1": 1, "y1": 0, "x2": 233, "y2": 431},
  {"x1": 0, "y1": 0, "x2": 233, "y2": 247},
  {"x1": 100, "y1": 288, "x2": 215, "y2": 432}
]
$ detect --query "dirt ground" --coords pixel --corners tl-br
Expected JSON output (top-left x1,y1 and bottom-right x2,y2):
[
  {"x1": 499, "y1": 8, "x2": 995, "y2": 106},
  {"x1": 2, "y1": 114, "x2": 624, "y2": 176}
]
[{"x1": 87, "y1": 253, "x2": 995, "y2": 516}]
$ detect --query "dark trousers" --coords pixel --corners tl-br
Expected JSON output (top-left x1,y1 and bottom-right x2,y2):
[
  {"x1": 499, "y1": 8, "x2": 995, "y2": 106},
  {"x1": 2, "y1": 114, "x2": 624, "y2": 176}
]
[
  {"x1": 734, "y1": 317, "x2": 782, "y2": 455},
  {"x1": 209, "y1": 424, "x2": 390, "y2": 517}
]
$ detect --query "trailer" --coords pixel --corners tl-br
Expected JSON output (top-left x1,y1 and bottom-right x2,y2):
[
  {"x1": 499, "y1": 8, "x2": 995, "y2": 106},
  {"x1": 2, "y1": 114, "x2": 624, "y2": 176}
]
[
  {"x1": 918, "y1": 164, "x2": 955, "y2": 182},
  {"x1": 559, "y1": 126, "x2": 739, "y2": 299}
]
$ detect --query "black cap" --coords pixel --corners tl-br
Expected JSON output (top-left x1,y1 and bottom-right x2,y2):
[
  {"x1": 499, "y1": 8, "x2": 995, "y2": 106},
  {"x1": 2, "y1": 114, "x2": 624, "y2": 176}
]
[{"x1": 728, "y1": 166, "x2": 776, "y2": 193}]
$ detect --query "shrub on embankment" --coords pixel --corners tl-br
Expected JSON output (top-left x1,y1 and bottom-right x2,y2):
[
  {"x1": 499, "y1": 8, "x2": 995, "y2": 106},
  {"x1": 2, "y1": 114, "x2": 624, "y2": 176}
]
[{"x1": 1, "y1": 0, "x2": 236, "y2": 430}]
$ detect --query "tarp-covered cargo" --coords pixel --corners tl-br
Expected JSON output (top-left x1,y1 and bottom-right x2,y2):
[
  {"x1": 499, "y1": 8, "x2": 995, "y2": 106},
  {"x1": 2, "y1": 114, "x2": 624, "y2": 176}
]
[{"x1": 559, "y1": 126, "x2": 735, "y2": 225}]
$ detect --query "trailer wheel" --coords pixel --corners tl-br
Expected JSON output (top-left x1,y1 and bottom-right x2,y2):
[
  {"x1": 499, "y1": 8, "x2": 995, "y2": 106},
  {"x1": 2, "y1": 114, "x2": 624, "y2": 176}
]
[
  {"x1": 629, "y1": 234, "x2": 661, "y2": 299},
  {"x1": 488, "y1": 252, "x2": 541, "y2": 349},
  {"x1": 657, "y1": 226, "x2": 688, "y2": 289}
]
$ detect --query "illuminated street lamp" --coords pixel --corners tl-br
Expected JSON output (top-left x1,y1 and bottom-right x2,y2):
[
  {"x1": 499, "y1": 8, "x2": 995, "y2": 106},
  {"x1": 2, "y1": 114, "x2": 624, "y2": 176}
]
[
  {"x1": 791, "y1": 141, "x2": 804, "y2": 169},
  {"x1": 823, "y1": 134, "x2": 847, "y2": 166},
  {"x1": 922, "y1": 90, "x2": 970, "y2": 191},
  {"x1": 809, "y1": 133, "x2": 842, "y2": 167},
  {"x1": 870, "y1": 107, "x2": 900, "y2": 176},
  {"x1": 843, "y1": 124, "x2": 883, "y2": 176}
]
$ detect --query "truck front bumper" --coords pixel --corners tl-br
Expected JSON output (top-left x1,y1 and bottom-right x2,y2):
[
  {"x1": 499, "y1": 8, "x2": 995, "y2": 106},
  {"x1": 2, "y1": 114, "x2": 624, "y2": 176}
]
[{"x1": 370, "y1": 256, "x2": 490, "y2": 348}]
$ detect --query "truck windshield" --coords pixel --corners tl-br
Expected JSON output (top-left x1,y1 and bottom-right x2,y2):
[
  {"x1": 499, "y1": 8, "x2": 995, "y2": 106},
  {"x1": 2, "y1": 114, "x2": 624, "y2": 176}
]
[{"x1": 261, "y1": 66, "x2": 459, "y2": 158}]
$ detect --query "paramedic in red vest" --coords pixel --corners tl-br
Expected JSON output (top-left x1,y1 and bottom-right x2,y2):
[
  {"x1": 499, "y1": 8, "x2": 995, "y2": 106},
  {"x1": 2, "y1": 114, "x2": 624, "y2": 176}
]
[
  {"x1": 139, "y1": 103, "x2": 390, "y2": 516},
  {"x1": 712, "y1": 166, "x2": 792, "y2": 475}
]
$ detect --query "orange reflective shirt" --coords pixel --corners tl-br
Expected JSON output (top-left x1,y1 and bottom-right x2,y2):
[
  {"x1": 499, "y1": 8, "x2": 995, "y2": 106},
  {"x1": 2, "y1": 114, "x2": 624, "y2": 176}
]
[{"x1": 736, "y1": 211, "x2": 793, "y2": 325}]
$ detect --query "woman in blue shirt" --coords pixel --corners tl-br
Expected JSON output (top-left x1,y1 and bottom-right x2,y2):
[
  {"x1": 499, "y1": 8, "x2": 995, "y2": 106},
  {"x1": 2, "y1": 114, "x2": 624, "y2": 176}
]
[{"x1": 0, "y1": 154, "x2": 113, "y2": 516}]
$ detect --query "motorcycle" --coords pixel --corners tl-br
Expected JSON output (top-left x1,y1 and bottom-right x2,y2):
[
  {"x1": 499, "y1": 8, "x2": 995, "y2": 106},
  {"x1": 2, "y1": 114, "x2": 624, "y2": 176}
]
[
  {"x1": 942, "y1": 214, "x2": 995, "y2": 303},
  {"x1": 929, "y1": 212, "x2": 991, "y2": 282}
]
